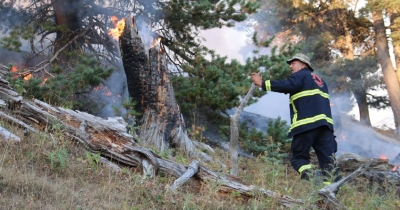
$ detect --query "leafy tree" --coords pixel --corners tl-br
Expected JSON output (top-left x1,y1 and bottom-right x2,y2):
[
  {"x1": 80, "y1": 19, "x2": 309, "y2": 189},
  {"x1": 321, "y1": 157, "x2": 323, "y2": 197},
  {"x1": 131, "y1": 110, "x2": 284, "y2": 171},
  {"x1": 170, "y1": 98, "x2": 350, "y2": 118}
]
[
  {"x1": 368, "y1": 0, "x2": 400, "y2": 136},
  {"x1": 264, "y1": 116, "x2": 290, "y2": 163},
  {"x1": 238, "y1": 116, "x2": 290, "y2": 161},
  {"x1": 252, "y1": 0, "x2": 390, "y2": 127},
  {"x1": 0, "y1": 0, "x2": 259, "y2": 67}
]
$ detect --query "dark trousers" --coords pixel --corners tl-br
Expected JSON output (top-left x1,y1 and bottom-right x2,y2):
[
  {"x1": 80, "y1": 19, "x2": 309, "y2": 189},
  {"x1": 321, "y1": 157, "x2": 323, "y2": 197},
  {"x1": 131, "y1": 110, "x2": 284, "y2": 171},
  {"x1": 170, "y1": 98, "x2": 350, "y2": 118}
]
[{"x1": 291, "y1": 126, "x2": 338, "y2": 176}]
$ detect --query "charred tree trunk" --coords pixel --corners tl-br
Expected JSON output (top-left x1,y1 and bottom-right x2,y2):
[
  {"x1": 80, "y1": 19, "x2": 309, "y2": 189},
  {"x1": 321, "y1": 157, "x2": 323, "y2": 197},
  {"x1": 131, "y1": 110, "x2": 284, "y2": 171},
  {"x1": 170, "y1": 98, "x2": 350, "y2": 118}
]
[
  {"x1": 51, "y1": 0, "x2": 84, "y2": 72},
  {"x1": 119, "y1": 17, "x2": 207, "y2": 159},
  {"x1": 2, "y1": 65, "x2": 400, "y2": 208},
  {"x1": 354, "y1": 88, "x2": 371, "y2": 126},
  {"x1": 0, "y1": 70, "x2": 305, "y2": 208}
]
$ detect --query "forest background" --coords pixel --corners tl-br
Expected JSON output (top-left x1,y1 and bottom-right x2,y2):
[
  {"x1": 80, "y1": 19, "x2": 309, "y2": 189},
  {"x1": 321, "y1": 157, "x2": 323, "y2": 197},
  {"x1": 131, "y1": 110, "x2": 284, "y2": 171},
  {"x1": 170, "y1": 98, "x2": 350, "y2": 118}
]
[{"x1": 1, "y1": 0, "x2": 400, "y2": 208}]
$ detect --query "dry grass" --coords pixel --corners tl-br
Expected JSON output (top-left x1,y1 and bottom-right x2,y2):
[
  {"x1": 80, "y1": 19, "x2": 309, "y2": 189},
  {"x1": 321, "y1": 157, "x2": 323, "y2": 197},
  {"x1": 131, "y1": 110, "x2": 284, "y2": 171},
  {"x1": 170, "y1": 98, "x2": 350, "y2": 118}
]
[{"x1": 0, "y1": 121, "x2": 399, "y2": 210}]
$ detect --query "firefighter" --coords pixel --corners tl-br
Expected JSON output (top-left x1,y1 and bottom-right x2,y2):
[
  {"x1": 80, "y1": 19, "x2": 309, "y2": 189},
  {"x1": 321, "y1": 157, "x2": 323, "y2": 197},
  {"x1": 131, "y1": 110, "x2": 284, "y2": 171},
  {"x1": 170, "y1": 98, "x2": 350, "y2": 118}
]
[{"x1": 251, "y1": 53, "x2": 340, "y2": 184}]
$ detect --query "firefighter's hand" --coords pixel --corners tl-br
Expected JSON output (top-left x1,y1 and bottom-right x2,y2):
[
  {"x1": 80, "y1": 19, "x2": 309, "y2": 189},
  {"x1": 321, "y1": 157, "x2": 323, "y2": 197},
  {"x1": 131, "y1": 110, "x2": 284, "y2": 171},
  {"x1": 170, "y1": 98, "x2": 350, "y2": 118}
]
[{"x1": 251, "y1": 72, "x2": 262, "y2": 87}]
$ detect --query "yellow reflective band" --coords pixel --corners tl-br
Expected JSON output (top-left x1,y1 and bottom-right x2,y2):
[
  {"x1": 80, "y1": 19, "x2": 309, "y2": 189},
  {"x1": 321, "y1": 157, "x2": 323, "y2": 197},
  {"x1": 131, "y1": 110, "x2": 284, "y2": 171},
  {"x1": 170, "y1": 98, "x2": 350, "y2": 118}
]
[
  {"x1": 290, "y1": 89, "x2": 329, "y2": 102},
  {"x1": 290, "y1": 100, "x2": 298, "y2": 124},
  {"x1": 323, "y1": 182, "x2": 331, "y2": 186},
  {"x1": 290, "y1": 114, "x2": 333, "y2": 131},
  {"x1": 265, "y1": 80, "x2": 271, "y2": 91},
  {"x1": 298, "y1": 164, "x2": 312, "y2": 173}
]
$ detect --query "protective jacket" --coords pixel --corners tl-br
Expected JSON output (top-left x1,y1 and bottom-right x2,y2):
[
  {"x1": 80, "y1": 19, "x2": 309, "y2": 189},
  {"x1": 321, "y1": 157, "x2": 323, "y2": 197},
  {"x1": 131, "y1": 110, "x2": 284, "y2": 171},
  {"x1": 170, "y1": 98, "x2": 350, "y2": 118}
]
[{"x1": 262, "y1": 68, "x2": 334, "y2": 137}]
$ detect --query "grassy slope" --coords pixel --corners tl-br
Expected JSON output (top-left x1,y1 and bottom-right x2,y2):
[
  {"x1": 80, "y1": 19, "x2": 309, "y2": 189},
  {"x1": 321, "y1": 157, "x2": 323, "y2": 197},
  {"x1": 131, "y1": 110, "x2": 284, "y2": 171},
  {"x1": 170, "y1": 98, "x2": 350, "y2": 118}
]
[{"x1": 0, "y1": 120, "x2": 399, "y2": 210}]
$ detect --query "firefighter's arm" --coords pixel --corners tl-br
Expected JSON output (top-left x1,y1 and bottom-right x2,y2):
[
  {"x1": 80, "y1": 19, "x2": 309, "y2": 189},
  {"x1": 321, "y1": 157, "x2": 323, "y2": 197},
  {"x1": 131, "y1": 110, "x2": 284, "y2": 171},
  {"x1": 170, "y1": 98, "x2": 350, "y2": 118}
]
[{"x1": 265, "y1": 74, "x2": 302, "y2": 93}]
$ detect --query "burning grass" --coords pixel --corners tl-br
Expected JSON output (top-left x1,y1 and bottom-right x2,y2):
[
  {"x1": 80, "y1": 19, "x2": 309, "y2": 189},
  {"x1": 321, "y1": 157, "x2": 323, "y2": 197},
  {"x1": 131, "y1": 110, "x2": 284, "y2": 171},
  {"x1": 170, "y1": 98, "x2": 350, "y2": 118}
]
[{"x1": 0, "y1": 120, "x2": 399, "y2": 209}]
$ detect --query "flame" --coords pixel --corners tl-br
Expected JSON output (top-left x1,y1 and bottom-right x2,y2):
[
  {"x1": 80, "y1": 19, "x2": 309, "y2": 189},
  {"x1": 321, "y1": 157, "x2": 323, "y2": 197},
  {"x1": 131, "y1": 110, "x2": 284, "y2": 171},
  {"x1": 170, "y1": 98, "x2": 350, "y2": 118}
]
[
  {"x1": 150, "y1": 37, "x2": 161, "y2": 48},
  {"x1": 392, "y1": 166, "x2": 398, "y2": 171},
  {"x1": 10, "y1": 66, "x2": 19, "y2": 79},
  {"x1": 104, "y1": 91, "x2": 112, "y2": 96},
  {"x1": 11, "y1": 66, "x2": 17, "y2": 72},
  {"x1": 40, "y1": 78, "x2": 48, "y2": 87},
  {"x1": 108, "y1": 16, "x2": 126, "y2": 40},
  {"x1": 330, "y1": 102, "x2": 334, "y2": 107},
  {"x1": 379, "y1": 154, "x2": 388, "y2": 160},
  {"x1": 94, "y1": 86, "x2": 102, "y2": 91},
  {"x1": 23, "y1": 73, "x2": 32, "y2": 81}
]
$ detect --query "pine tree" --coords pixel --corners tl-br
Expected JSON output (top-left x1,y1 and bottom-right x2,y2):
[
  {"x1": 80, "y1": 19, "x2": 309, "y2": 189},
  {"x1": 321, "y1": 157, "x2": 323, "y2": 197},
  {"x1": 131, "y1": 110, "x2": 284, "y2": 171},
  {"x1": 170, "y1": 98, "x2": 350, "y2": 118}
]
[{"x1": 252, "y1": 0, "x2": 390, "y2": 127}]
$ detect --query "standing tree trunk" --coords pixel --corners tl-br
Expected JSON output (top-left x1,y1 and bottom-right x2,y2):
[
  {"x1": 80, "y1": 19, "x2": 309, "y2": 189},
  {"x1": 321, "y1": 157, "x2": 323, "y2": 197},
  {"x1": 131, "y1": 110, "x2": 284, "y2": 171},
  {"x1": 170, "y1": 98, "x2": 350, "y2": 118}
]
[
  {"x1": 51, "y1": 0, "x2": 84, "y2": 71},
  {"x1": 230, "y1": 82, "x2": 257, "y2": 176},
  {"x1": 119, "y1": 17, "x2": 210, "y2": 160},
  {"x1": 390, "y1": 14, "x2": 400, "y2": 83},
  {"x1": 354, "y1": 89, "x2": 372, "y2": 126},
  {"x1": 372, "y1": 9, "x2": 400, "y2": 137}
]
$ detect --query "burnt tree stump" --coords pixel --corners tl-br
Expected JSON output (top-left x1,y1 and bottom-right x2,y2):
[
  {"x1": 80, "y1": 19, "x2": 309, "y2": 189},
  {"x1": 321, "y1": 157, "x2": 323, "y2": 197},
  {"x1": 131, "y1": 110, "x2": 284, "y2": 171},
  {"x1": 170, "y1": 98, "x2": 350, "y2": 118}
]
[{"x1": 119, "y1": 17, "x2": 210, "y2": 160}]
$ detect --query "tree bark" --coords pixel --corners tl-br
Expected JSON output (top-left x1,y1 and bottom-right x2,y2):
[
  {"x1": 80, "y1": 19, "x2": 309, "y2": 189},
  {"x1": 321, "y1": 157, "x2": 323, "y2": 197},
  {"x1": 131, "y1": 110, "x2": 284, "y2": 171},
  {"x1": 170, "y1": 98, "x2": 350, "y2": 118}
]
[
  {"x1": 50, "y1": 0, "x2": 86, "y2": 73},
  {"x1": 2, "y1": 69, "x2": 399, "y2": 208},
  {"x1": 0, "y1": 72, "x2": 304, "y2": 208},
  {"x1": 372, "y1": 9, "x2": 400, "y2": 137},
  {"x1": 119, "y1": 17, "x2": 209, "y2": 160},
  {"x1": 389, "y1": 13, "x2": 400, "y2": 83},
  {"x1": 230, "y1": 83, "x2": 257, "y2": 176},
  {"x1": 354, "y1": 87, "x2": 372, "y2": 126}
]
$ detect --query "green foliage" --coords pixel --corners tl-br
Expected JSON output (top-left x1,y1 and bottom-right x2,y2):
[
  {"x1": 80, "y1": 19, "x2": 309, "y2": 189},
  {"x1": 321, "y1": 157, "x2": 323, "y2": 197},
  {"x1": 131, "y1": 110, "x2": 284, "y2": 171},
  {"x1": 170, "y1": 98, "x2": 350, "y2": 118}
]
[
  {"x1": 0, "y1": 28, "x2": 22, "y2": 52},
  {"x1": 266, "y1": 117, "x2": 289, "y2": 144},
  {"x1": 48, "y1": 148, "x2": 69, "y2": 170},
  {"x1": 238, "y1": 117, "x2": 290, "y2": 161},
  {"x1": 120, "y1": 97, "x2": 141, "y2": 117},
  {"x1": 241, "y1": 123, "x2": 267, "y2": 155},
  {"x1": 264, "y1": 117, "x2": 290, "y2": 163},
  {"x1": 320, "y1": 56, "x2": 388, "y2": 110},
  {"x1": 10, "y1": 53, "x2": 112, "y2": 108},
  {"x1": 85, "y1": 152, "x2": 101, "y2": 171},
  {"x1": 0, "y1": 23, "x2": 49, "y2": 52},
  {"x1": 172, "y1": 42, "x2": 300, "y2": 117},
  {"x1": 8, "y1": 77, "x2": 26, "y2": 95},
  {"x1": 172, "y1": 52, "x2": 250, "y2": 113},
  {"x1": 112, "y1": 97, "x2": 141, "y2": 135}
]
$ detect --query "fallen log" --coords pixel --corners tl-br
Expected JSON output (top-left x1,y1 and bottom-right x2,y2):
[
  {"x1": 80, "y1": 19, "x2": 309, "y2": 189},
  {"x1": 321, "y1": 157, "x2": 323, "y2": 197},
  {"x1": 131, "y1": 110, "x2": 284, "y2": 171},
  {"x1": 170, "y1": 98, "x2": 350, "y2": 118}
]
[
  {"x1": 318, "y1": 162, "x2": 370, "y2": 210},
  {"x1": 0, "y1": 125, "x2": 20, "y2": 141},
  {"x1": 337, "y1": 152, "x2": 400, "y2": 182},
  {"x1": 0, "y1": 72, "x2": 305, "y2": 208},
  {"x1": 316, "y1": 153, "x2": 400, "y2": 209}
]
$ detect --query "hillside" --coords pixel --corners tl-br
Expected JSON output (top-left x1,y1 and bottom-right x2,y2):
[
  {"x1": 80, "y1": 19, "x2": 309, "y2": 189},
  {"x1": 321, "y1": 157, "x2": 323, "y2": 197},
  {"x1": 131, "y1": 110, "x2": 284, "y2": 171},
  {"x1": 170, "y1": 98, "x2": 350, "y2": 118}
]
[{"x1": 1, "y1": 106, "x2": 399, "y2": 209}]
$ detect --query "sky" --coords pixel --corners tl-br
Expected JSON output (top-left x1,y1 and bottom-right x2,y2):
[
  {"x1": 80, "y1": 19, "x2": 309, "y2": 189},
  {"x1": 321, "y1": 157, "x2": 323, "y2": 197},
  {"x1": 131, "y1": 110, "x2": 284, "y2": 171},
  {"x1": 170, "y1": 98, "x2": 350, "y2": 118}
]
[{"x1": 201, "y1": 27, "x2": 396, "y2": 130}]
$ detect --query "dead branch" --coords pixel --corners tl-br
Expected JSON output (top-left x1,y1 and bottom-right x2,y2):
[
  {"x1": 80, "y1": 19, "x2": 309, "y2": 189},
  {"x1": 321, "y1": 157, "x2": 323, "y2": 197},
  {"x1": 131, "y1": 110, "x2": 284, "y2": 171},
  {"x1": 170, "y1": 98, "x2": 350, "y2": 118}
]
[
  {"x1": 33, "y1": 30, "x2": 87, "y2": 77},
  {"x1": 0, "y1": 125, "x2": 20, "y2": 141},
  {"x1": 0, "y1": 73, "x2": 305, "y2": 208},
  {"x1": 318, "y1": 163, "x2": 369, "y2": 210},
  {"x1": 170, "y1": 160, "x2": 200, "y2": 191}
]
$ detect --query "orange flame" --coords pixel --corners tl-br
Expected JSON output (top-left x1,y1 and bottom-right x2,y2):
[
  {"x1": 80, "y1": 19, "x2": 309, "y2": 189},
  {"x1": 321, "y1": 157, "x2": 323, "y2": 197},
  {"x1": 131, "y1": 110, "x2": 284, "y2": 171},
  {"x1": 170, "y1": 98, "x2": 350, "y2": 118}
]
[
  {"x1": 108, "y1": 16, "x2": 126, "y2": 40},
  {"x1": 150, "y1": 37, "x2": 162, "y2": 48},
  {"x1": 11, "y1": 66, "x2": 17, "y2": 72},
  {"x1": 40, "y1": 78, "x2": 48, "y2": 86},
  {"x1": 23, "y1": 73, "x2": 32, "y2": 81},
  {"x1": 392, "y1": 166, "x2": 398, "y2": 171}
]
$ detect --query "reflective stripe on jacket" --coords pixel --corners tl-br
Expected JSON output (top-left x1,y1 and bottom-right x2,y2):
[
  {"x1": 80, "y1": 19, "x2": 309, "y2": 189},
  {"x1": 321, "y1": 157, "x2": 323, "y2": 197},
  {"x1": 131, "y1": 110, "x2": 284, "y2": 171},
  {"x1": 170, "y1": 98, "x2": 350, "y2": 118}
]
[{"x1": 262, "y1": 68, "x2": 334, "y2": 137}]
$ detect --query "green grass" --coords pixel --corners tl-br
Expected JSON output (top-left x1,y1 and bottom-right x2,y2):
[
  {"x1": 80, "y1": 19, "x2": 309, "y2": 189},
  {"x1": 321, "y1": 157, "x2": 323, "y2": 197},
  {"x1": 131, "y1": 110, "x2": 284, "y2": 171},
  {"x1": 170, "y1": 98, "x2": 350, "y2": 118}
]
[{"x1": 0, "y1": 121, "x2": 399, "y2": 209}]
